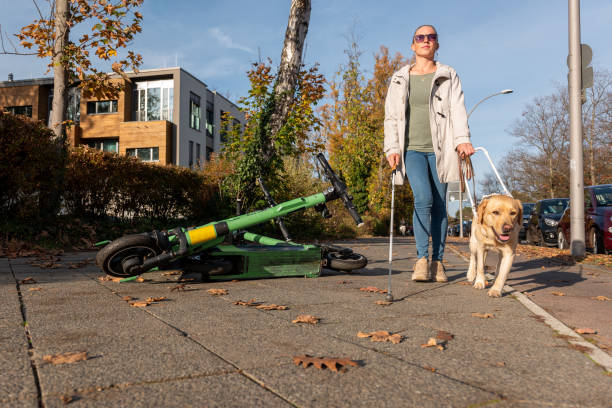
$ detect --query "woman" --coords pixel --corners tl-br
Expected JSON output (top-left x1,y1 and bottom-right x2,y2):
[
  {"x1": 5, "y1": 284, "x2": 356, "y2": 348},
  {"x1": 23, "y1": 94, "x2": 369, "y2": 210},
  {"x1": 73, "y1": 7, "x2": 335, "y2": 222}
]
[{"x1": 383, "y1": 24, "x2": 474, "y2": 282}]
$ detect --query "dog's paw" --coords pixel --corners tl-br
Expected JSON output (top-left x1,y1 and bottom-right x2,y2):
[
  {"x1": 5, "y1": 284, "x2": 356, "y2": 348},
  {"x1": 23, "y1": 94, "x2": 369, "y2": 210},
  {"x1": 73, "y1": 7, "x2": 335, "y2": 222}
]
[
  {"x1": 487, "y1": 288, "x2": 502, "y2": 298},
  {"x1": 467, "y1": 271, "x2": 475, "y2": 282},
  {"x1": 473, "y1": 280, "x2": 486, "y2": 290}
]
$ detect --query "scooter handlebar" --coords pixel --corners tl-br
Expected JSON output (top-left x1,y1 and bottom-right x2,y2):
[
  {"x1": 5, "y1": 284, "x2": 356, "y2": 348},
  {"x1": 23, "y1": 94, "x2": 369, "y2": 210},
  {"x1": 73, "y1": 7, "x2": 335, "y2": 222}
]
[{"x1": 316, "y1": 153, "x2": 364, "y2": 227}]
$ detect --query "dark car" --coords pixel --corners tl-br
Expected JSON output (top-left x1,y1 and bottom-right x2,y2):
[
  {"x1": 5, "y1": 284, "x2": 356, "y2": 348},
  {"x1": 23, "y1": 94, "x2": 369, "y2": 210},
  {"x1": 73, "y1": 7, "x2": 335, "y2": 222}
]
[
  {"x1": 519, "y1": 202, "x2": 535, "y2": 242},
  {"x1": 526, "y1": 198, "x2": 569, "y2": 246},
  {"x1": 450, "y1": 220, "x2": 471, "y2": 237},
  {"x1": 557, "y1": 184, "x2": 612, "y2": 254}
]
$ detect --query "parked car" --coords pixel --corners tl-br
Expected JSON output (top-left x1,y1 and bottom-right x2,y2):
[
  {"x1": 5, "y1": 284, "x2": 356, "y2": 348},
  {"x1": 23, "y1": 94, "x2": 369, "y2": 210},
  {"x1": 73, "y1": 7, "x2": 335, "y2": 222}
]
[
  {"x1": 557, "y1": 184, "x2": 612, "y2": 254},
  {"x1": 450, "y1": 220, "x2": 471, "y2": 237},
  {"x1": 519, "y1": 202, "x2": 535, "y2": 242},
  {"x1": 526, "y1": 198, "x2": 569, "y2": 246}
]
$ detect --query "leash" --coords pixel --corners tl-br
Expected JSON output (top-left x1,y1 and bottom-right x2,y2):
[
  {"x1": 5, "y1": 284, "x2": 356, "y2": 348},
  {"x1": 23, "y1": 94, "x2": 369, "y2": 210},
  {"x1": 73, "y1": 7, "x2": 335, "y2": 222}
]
[{"x1": 459, "y1": 147, "x2": 512, "y2": 217}]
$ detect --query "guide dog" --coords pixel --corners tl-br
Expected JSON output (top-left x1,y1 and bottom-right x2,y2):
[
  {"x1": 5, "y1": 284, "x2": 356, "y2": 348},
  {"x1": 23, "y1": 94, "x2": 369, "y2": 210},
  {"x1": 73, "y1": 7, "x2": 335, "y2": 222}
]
[{"x1": 467, "y1": 194, "x2": 523, "y2": 297}]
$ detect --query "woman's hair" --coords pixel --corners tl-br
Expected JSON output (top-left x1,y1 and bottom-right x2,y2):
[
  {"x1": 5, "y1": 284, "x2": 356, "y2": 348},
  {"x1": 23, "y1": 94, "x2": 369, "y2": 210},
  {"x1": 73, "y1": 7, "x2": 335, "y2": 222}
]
[{"x1": 412, "y1": 24, "x2": 438, "y2": 44}]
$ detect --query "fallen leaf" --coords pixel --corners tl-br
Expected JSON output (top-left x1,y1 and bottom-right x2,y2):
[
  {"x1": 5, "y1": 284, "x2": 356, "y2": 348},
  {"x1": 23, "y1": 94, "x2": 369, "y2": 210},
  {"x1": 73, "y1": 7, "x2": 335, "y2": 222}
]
[
  {"x1": 121, "y1": 296, "x2": 133, "y2": 301},
  {"x1": 60, "y1": 394, "x2": 76, "y2": 404},
  {"x1": 569, "y1": 343, "x2": 592, "y2": 353},
  {"x1": 19, "y1": 277, "x2": 37, "y2": 284},
  {"x1": 43, "y1": 351, "x2": 88, "y2": 365},
  {"x1": 170, "y1": 284, "x2": 187, "y2": 292},
  {"x1": 423, "y1": 365, "x2": 436, "y2": 372},
  {"x1": 436, "y1": 330, "x2": 454, "y2": 342},
  {"x1": 292, "y1": 314, "x2": 320, "y2": 324},
  {"x1": 551, "y1": 291, "x2": 566, "y2": 296},
  {"x1": 179, "y1": 278, "x2": 196, "y2": 282},
  {"x1": 359, "y1": 286, "x2": 387, "y2": 294},
  {"x1": 129, "y1": 301, "x2": 150, "y2": 308},
  {"x1": 207, "y1": 289, "x2": 228, "y2": 296},
  {"x1": 233, "y1": 299, "x2": 261, "y2": 307},
  {"x1": 337, "y1": 280, "x2": 352, "y2": 284},
  {"x1": 575, "y1": 328, "x2": 597, "y2": 334},
  {"x1": 357, "y1": 330, "x2": 403, "y2": 344},
  {"x1": 28, "y1": 287, "x2": 42, "y2": 291},
  {"x1": 472, "y1": 312, "x2": 495, "y2": 319},
  {"x1": 591, "y1": 296, "x2": 611, "y2": 301},
  {"x1": 136, "y1": 277, "x2": 149, "y2": 283},
  {"x1": 98, "y1": 275, "x2": 122, "y2": 283},
  {"x1": 496, "y1": 361, "x2": 506, "y2": 367},
  {"x1": 293, "y1": 355, "x2": 360, "y2": 372},
  {"x1": 230, "y1": 279, "x2": 240, "y2": 283},
  {"x1": 421, "y1": 337, "x2": 444, "y2": 351},
  {"x1": 146, "y1": 296, "x2": 167, "y2": 302},
  {"x1": 374, "y1": 300, "x2": 392, "y2": 306},
  {"x1": 256, "y1": 304, "x2": 288, "y2": 310},
  {"x1": 162, "y1": 270, "x2": 181, "y2": 276}
]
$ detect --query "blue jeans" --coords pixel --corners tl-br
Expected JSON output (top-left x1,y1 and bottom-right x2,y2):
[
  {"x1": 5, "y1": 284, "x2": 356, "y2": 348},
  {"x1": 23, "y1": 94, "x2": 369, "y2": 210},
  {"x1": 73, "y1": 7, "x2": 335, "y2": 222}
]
[{"x1": 404, "y1": 150, "x2": 448, "y2": 261}]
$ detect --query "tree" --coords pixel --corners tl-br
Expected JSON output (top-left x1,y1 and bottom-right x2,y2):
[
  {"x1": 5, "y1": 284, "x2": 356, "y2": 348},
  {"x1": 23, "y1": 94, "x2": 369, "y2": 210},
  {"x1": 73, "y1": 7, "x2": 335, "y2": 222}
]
[{"x1": 7, "y1": 0, "x2": 143, "y2": 138}]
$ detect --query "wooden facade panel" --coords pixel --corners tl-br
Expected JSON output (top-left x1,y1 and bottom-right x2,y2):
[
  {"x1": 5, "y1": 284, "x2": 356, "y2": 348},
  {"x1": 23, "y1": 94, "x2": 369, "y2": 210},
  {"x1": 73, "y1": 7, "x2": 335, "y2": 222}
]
[
  {"x1": 0, "y1": 85, "x2": 43, "y2": 121},
  {"x1": 79, "y1": 79, "x2": 129, "y2": 139},
  {"x1": 119, "y1": 121, "x2": 172, "y2": 164}
]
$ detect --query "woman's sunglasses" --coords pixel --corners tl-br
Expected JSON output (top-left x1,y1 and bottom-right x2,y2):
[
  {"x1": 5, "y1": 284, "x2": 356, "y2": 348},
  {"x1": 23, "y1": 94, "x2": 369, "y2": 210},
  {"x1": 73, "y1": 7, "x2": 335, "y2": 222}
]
[{"x1": 414, "y1": 34, "x2": 438, "y2": 43}]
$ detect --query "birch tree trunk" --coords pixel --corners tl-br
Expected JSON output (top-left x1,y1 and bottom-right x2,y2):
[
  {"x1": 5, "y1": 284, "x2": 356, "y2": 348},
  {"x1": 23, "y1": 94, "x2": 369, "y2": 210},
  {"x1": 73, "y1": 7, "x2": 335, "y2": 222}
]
[
  {"x1": 50, "y1": 0, "x2": 70, "y2": 139},
  {"x1": 268, "y1": 0, "x2": 311, "y2": 138}
]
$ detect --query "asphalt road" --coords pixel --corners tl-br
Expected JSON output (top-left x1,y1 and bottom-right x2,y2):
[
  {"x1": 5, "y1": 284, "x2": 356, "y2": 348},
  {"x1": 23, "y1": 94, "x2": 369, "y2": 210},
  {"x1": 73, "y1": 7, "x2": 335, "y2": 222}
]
[{"x1": 1, "y1": 237, "x2": 611, "y2": 407}]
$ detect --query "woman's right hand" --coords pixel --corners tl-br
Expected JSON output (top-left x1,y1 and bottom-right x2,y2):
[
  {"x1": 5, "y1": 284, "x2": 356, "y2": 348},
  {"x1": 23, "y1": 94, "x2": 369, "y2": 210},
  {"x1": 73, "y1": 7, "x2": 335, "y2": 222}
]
[{"x1": 387, "y1": 153, "x2": 400, "y2": 170}]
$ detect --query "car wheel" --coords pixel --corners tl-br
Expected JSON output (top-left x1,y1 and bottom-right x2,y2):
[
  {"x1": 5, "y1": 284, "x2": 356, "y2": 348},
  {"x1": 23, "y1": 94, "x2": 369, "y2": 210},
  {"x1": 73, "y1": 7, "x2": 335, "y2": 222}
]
[
  {"x1": 557, "y1": 229, "x2": 569, "y2": 250},
  {"x1": 589, "y1": 228, "x2": 604, "y2": 254}
]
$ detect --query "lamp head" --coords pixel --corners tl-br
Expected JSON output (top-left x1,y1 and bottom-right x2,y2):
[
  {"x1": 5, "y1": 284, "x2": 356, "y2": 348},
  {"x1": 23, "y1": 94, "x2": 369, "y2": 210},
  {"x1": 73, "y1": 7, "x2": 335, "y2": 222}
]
[{"x1": 500, "y1": 89, "x2": 513, "y2": 94}]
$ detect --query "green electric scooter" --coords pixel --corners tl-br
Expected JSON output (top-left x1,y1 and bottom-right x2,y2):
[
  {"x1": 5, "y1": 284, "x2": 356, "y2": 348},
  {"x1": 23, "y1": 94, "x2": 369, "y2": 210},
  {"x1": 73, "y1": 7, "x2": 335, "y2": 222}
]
[{"x1": 95, "y1": 153, "x2": 367, "y2": 281}]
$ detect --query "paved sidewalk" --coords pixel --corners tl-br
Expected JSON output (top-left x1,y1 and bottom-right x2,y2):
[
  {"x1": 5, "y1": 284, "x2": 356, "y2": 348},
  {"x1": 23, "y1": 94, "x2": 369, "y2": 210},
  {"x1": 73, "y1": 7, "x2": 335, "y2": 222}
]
[{"x1": 1, "y1": 237, "x2": 611, "y2": 407}]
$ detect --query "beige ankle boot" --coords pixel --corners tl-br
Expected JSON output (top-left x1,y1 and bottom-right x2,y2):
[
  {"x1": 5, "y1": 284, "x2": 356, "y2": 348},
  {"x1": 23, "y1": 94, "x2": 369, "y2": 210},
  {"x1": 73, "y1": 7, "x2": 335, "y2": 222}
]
[
  {"x1": 430, "y1": 260, "x2": 447, "y2": 282},
  {"x1": 412, "y1": 258, "x2": 430, "y2": 281}
]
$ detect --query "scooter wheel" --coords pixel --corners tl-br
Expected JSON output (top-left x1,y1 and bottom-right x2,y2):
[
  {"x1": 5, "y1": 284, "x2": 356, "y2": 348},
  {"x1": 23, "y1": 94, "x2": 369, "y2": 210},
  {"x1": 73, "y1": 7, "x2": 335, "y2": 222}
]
[
  {"x1": 325, "y1": 252, "x2": 368, "y2": 271},
  {"x1": 96, "y1": 234, "x2": 160, "y2": 277}
]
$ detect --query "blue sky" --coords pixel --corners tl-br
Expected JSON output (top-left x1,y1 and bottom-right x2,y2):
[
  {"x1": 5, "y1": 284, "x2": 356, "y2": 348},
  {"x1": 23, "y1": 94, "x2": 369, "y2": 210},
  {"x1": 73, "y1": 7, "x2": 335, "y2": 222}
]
[{"x1": 2, "y1": 0, "x2": 611, "y2": 185}]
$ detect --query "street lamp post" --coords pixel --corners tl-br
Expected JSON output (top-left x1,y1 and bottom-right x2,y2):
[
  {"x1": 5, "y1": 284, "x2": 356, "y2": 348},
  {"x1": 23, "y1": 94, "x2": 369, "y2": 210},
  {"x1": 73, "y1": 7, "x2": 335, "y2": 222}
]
[{"x1": 458, "y1": 89, "x2": 514, "y2": 237}]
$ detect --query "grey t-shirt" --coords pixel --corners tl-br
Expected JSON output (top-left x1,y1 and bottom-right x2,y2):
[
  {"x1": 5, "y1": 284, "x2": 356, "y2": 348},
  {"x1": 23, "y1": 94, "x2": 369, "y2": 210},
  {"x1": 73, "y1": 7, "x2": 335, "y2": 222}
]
[{"x1": 406, "y1": 72, "x2": 434, "y2": 152}]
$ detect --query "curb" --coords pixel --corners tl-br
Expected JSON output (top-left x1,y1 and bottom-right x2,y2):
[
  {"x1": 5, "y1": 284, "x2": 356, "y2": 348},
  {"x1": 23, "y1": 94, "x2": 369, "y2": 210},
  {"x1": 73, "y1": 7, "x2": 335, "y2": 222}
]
[{"x1": 447, "y1": 244, "x2": 612, "y2": 373}]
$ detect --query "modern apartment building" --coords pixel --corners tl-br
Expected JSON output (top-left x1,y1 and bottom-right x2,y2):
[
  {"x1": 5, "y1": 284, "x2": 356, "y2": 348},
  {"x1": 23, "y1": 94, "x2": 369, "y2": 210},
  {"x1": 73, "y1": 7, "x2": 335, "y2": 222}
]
[{"x1": 0, "y1": 68, "x2": 244, "y2": 167}]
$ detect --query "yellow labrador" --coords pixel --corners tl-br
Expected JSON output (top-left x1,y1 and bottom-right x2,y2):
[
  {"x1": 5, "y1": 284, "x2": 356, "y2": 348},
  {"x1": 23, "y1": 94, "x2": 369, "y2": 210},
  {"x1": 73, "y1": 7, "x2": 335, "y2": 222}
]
[{"x1": 467, "y1": 194, "x2": 523, "y2": 297}]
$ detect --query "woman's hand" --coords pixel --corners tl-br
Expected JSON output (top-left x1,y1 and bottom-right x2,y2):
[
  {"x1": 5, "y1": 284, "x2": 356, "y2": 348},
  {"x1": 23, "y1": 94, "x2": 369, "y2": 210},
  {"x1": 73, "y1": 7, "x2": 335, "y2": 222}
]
[
  {"x1": 387, "y1": 153, "x2": 400, "y2": 169},
  {"x1": 456, "y1": 143, "x2": 475, "y2": 158}
]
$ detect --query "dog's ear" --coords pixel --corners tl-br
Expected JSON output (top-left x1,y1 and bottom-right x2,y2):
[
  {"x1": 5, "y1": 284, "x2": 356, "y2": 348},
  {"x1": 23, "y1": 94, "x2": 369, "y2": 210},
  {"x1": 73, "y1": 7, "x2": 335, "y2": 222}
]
[
  {"x1": 514, "y1": 199, "x2": 523, "y2": 225},
  {"x1": 477, "y1": 197, "x2": 489, "y2": 225}
]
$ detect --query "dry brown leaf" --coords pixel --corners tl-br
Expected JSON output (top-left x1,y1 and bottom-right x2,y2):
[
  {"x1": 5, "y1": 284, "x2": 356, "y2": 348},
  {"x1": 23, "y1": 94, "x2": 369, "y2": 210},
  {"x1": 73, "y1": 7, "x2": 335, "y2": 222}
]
[
  {"x1": 293, "y1": 355, "x2": 360, "y2": 372},
  {"x1": 472, "y1": 312, "x2": 495, "y2": 319},
  {"x1": 436, "y1": 330, "x2": 454, "y2": 342},
  {"x1": 207, "y1": 288, "x2": 228, "y2": 296},
  {"x1": 357, "y1": 330, "x2": 403, "y2": 344},
  {"x1": 179, "y1": 278, "x2": 196, "y2": 282},
  {"x1": 575, "y1": 328, "x2": 597, "y2": 334},
  {"x1": 292, "y1": 314, "x2": 320, "y2": 324},
  {"x1": 28, "y1": 287, "x2": 42, "y2": 291},
  {"x1": 43, "y1": 351, "x2": 88, "y2": 365},
  {"x1": 551, "y1": 291, "x2": 566, "y2": 296},
  {"x1": 59, "y1": 395, "x2": 76, "y2": 404},
  {"x1": 146, "y1": 296, "x2": 167, "y2": 303},
  {"x1": 233, "y1": 299, "x2": 261, "y2": 307},
  {"x1": 374, "y1": 300, "x2": 392, "y2": 306},
  {"x1": 170, "y1": 284, "x2": 187, "y2": 292},
  {"x1": 20, "y1": 277, "x2": 37, "y2": 284},
  {"x1": 256, "y1": 304, "x2": 288, "y2": 310},
  {"x1": 421, "y1": 337, "x2": 444, "y2": 350},
  {"x1": 161, "y1": 270, "x2": 181, "y2": 276},
  {"x1": 98, "y1": 275, "x2": 122, "y2": 283},
  {"x1": 135, "y1": 277, "x2": 149, "y2": 283},
  {"x1": 591, "y1": 296, "x2": 611, "y2": 301},
  {"x1": 359, "y1": 286, "x2": 387, "y2": 294},
  {"x1": 129, "y1": 301, "x2": 150, "y2": 308},
  {"x1": 497, "y1": 361, "x2": 506, "y2": 367},
  {"x1": 121, "y1": 296, "x2": 133, "y2": 301},
  {"x1": 423, "y1": 365, "x2": 436, "y2": 372}
]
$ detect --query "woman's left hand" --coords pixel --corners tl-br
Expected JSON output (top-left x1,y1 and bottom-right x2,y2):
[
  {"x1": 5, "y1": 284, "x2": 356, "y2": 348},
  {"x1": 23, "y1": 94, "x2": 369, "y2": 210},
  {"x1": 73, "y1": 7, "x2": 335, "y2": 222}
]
[{"x1": 456, "y1": 143, "x2": 475, "y2": 158}]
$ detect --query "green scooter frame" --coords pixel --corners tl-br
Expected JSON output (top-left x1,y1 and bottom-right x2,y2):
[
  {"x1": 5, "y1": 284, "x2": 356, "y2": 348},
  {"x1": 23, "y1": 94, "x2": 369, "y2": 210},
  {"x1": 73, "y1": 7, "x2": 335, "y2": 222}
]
[{"x1": 96, "y1": 154, "x2": 367, "y2": 280}]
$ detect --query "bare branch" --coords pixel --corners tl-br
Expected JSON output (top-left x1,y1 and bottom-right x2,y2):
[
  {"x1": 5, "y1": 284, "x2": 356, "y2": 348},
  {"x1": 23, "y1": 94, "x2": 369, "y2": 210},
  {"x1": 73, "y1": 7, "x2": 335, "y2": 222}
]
[{"x1": 0, "y1": 24, "x2": 37, "y2": 55}]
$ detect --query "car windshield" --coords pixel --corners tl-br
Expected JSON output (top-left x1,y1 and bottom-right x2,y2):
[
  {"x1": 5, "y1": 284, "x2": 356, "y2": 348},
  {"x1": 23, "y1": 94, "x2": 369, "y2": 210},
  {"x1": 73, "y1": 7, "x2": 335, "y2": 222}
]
[
  {"x1": 540, "y1": 199, "x2": 569, "y2": 215},
  {"x1": 523, "y1": 203, "x2": 535, "y2": 215},
  {"x1": 591, "y1": 186, "x2": 612, "y2": 206}
]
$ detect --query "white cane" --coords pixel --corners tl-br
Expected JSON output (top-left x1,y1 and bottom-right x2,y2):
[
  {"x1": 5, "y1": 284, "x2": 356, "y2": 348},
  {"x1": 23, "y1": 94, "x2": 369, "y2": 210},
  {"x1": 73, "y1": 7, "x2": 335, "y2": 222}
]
[{"x1": 386, "y1": 168, "x2": 397, "y2": 302}]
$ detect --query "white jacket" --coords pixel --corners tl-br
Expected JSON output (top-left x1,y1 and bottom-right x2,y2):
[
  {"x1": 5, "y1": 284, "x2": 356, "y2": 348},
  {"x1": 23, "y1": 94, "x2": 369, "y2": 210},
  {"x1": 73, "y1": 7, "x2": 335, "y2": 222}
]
[{"x1": 383, "y1": 61, "x2": 471, "y2": 184}]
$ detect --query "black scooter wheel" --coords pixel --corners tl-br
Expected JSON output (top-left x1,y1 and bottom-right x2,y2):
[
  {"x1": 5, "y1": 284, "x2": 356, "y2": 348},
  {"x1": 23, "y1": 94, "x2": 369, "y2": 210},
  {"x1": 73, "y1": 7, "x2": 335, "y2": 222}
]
[
  {"x1": 326, "y1": 252, "x2": 368, "y2": 271},
  {"x1": 96, "y1": 234, "x2": 160, "y2": 277}
]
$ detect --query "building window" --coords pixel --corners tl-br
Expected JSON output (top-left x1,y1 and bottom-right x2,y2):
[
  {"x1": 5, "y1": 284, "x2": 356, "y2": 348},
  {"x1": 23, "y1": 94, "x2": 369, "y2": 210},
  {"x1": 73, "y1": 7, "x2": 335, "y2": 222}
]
[
  {"x1": 85, "y1": 138, "x2": 119, "y2": 153},
  {"x1": 66, "y1": 88, "x2": 81, "y2": 123},
  {"x1": 6, "y1": 105, "x2": 32, "y2": 117},
  {"x1": 126, "y1": 147, "x2": 159, "y2": 162},
  {"x1": 196, "y1": 143, "x2": 201, "y2": 167},
  {"x1": 87, "y1": 100, "x2": 118, "y2": 114},
  {"x1": 190, "y1": 92, "x2": 201, "y2": 130},
  {"x1": 133, "y1": 80, "x2": 173, "y2": 122},
  {"x1": 206, "y1": 146, "x2": 213, "y2": 161},
  {"x1": 189, "y1": 141, "x2": 194, "y2": 168},
  {"x1": 205, "y1": 101, "x2": 214, "y2": 138},
  {"x1": 232, "y1": 118, "x2": 241, "y2": 136}
]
